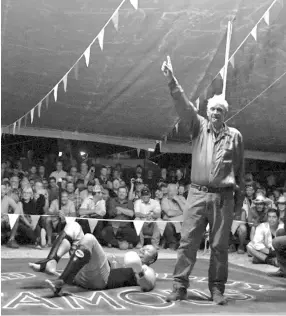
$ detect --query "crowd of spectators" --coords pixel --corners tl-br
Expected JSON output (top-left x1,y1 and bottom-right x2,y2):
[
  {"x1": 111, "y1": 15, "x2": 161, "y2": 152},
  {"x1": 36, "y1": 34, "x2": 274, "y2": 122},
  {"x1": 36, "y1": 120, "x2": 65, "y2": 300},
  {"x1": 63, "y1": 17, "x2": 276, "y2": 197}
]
[{"x1": 1, "y1": 150, "x2": 285, "y2": 269}]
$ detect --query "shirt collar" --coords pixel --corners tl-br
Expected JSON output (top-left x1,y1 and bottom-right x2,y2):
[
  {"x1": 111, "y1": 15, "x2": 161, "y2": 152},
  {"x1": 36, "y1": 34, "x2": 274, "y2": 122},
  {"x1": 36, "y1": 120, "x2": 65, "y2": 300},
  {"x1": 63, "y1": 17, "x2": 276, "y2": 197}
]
[{"x1": 207, "y1": 122, "x2": 231, "y2": 136}]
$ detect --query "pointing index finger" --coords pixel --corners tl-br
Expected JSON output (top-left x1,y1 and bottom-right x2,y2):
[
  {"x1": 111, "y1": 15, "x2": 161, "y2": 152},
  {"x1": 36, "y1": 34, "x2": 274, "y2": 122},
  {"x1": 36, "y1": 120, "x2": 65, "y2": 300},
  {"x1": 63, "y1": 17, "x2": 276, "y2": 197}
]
[{"x1": 167, "y1": 55, "x2": 171, "y2": 64}]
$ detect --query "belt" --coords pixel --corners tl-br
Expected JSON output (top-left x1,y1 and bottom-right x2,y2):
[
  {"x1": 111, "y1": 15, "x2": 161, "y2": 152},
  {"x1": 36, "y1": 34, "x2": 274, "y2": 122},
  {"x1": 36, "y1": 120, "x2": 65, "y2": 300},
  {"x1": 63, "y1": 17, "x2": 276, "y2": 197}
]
[{"x1": 190, "y1": 183, "x2": 232, "y2": 193}]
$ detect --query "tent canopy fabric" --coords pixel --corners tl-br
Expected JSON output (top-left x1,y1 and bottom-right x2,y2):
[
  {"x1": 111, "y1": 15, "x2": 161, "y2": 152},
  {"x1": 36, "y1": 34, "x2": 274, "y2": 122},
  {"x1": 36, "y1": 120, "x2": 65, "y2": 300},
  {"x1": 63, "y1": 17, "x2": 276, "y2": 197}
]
[{"x1": 2, "y1": 0, "x2": 286, "y2": 158}]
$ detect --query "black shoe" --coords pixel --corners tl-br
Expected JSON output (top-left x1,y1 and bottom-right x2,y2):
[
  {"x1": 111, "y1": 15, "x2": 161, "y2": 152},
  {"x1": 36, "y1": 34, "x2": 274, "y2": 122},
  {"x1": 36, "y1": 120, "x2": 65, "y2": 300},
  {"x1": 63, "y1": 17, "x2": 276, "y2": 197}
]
[
  {"x1": 267, "y1": 269, "x2": 286, "y2": 278},
  {"x1": 211, "y1": 288, "x2": 228, "y2": 305},
  {"x1": 165, "y1": 286, "x2": 188, "y2": 302},
  {"x1": 45, "y1": 279, "x2": 64, "y2": 296}
]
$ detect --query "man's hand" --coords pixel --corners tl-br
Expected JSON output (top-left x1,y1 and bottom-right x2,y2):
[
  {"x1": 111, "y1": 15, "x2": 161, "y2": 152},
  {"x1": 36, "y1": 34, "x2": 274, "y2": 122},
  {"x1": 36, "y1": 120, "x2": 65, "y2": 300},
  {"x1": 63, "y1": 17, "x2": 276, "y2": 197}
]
[{"x1": 161, "y1": 55, "x2": 174, "y2": 82}]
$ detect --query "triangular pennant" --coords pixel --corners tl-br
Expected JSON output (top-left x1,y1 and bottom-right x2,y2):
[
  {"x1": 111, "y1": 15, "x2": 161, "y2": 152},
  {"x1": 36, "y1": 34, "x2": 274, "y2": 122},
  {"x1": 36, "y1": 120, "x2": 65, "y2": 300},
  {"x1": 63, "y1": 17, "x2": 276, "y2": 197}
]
[
  {"x1": 37, "y1": 101, "x2": 42, "y2": 118},
  {"x1": 219, "y1": 67, "x2": 225, "y2": 79},
  {"x1": 30, "y1": 108, "x2": 34, "y2": 124},
  {"x1": 18, "y1": 118, "x2": 22, "y2": 131},
  {"x1": 134, "y1": 220, "x2": 145, "y2": 236},
  {"x1": 98, "y1": 28, "x2": 105, "y2": 51},
  {"x1": 88, "y1": 219, "x2": 98, "y2": 233},
  {"x1": 130, "y1": 0, "x2": 138, "y2": 10},
  {"x1": 112, "y1": 10, "x2": 119, "y2": 31},
  {"x1": 74, "y1": 63, "x2": 79, "y2": 80},
  {"x1": 24, "y1": 115, "x2": 28, "y2": 127},
  {"x1": 8, "y1": 214, "x2": 19, "y2": 229},
  {"x1": 156, "y1": 221, "x2": 167, "y2": 236},
  {"x1": 229, "y1": 55, "x2": 235, "y2": 68},
  {"x1": 174, "y1": 222, "x2": 182, "y2": 233},
  {"x1": 45, "y1": 95, "x2": 49, "y2": 109},
  {"x1": 13, "y1": 122, "x2": 16, "y2": 135},
  {"x1": 113, "y1": 226, "x2": 119, "y2": 235},
  {"x1": 195, "y1": 97, "x2": 200, "y2": 110},
  {"x1": 263, "y1": 10, "x2": 270, "y2": 25},
  {"x1": 250, "y1": 25, "x2": 257, "y2": 41},
  {"x1": 137, "y1": 148, "x2": 141, "y2": 157},
  {"x1": 84, "y1": 46, "x2": 91, "y2": 67},
  {"x1": 175, "y1": 123, "x2": 179, "y2": 133},
  {"x1": 65, "y1": 217, "x2": 76, "y2": 225},
  {"x1": 63, "y1": 74, "x2": 68, "y2": 92},
  {"x1": 54, "y1": 84, "x2": 58, "y2": 102},
  {"x1": 31, "y1": 215, "x2": 40, "y2": 230}
]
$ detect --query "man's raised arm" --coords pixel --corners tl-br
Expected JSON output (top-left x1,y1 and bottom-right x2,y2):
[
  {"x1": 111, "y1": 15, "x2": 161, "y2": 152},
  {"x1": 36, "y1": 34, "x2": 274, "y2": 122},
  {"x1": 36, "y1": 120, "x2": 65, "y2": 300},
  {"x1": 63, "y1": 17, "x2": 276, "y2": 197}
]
[{"x1": 161, "y1": 56, "x2": 202, "y2": 138}]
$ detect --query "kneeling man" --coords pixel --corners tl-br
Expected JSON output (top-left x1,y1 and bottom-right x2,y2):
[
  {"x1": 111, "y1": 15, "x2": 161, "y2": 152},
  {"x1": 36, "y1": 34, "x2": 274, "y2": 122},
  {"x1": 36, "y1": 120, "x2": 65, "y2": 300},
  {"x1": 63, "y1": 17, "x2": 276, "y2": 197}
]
[{"x1": 29, "y1": 222, "x2": 157, "y2": 295}]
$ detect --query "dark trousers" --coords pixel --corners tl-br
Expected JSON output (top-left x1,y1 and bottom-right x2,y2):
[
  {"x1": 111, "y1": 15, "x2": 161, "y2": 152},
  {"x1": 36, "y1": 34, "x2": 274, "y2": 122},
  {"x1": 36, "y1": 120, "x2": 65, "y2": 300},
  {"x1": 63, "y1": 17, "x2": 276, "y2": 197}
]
[
  {"x1": 173, "y1": 187, "x2": 234, "y2": 294},
  {"x1": 272, "y1": 235, "x2": 286, "y2": 274},
  {"x1": 101, "y1": 225, "x2": 139, "y2": 247},
  {"x1": 163, "y1": 223, "x2": 180, "y2": 248}
]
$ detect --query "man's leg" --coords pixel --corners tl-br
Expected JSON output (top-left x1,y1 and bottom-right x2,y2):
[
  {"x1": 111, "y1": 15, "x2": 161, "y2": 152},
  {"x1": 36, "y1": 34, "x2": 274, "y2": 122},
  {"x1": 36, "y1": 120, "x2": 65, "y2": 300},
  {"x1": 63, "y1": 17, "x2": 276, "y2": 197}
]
[
  {"x1": 101, "y1": 225, "x2": 119, "y2": 248},
  {"x1": 46, "y1": 233, "x2": 111, "y2": 295},
  {"x1": 207, "y1": 190, "x2": 234, "y2": 305},
  {"x1": 166, "y1": 188, "x2": 207, "y2": 302},
  {"x1": 163, "y1": 223, "x2": 178, "y2": 250},
  {"x1": 269, "y1": 236, "x2": 286, "y2": 276},
  {"x1": 29, "y1": 221, "x2": 84, "y2": 274},
  {"x1": 246, "y1": 243, "x2": 267, "y2": 262},
  {"x1": 120, "y1": 225, "x2": 139, "y2": 247},
  {"x1": 151, "y1": 221, "x2": 161, "y2": 250}
]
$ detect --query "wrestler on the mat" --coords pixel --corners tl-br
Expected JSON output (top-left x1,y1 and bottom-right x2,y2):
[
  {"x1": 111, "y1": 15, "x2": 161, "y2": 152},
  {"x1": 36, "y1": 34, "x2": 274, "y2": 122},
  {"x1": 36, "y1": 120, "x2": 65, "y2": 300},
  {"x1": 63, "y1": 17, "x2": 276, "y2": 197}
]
[{"x1": 28, "y1": 221, "x2": 157, "y2": 295}]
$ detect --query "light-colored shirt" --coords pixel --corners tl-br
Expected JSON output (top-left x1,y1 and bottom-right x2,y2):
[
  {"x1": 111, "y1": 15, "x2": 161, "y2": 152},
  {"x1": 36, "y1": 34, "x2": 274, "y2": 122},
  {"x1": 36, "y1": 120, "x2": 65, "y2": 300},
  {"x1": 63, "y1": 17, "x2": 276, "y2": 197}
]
[
  {"x1": 134, "y1": 198, "x2": 161, "y2": 219},
  {"x1": 80, "y1": 197, "x2": 106, "y2": 217},
  {"x1": 49, "y1": 199, "x2": 76, "y2": 218},
  {"x1": 50, "y1": 170, "x2": 67, "y2": 182},
  {"x1": 1, "y1": 195, "x2": 21, "y2": 214},
  {"x1": 161, "y1": 196, "x2": 184, "y2": 218},
  {"x1": 248, "y1": 222, "x2": 284, "y2": 251}
]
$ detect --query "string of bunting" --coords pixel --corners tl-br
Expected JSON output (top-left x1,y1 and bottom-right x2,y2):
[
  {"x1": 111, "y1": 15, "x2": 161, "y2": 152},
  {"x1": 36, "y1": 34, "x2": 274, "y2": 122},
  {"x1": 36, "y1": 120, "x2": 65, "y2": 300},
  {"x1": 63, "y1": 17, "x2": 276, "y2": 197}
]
[
  {"x1": 5, "y1": 0, "x2": 139, "y2": 135},
  {"x1": 166, "y1": 0, "x2": 283, "y2": 143},
  {"x1": 4, "y1": 213, "x2": 251, "y2": 237}
]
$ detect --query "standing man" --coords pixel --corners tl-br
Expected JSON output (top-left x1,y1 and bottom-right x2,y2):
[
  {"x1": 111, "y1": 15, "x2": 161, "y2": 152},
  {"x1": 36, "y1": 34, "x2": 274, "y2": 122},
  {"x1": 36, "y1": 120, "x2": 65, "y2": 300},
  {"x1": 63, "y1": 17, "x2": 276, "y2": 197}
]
[{"x1": 161, "y1": 56, "x2": 244, "y2": 305}]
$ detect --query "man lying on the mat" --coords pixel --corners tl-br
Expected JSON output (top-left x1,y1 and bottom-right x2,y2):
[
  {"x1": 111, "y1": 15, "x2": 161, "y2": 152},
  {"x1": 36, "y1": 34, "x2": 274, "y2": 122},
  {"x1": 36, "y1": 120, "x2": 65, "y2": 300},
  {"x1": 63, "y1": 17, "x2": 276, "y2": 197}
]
[{"x1": 29, "y1": 221, "x2": 157, "y2": 295}]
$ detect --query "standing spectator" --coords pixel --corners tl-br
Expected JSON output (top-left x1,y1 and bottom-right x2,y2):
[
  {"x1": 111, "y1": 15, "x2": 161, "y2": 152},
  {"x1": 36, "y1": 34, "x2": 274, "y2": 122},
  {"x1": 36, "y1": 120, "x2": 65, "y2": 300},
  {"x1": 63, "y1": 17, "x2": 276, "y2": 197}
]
[
  {"x1": 161, "y1": 56, "x2": 244, "y2": 305},
  {"x1": 101, "y1": 186, "x2": 138, "y2": 249},
  {"x1": 134, "y1": 188, "x2": 161, "y2": 249},
  {"x1": 29, "y1": 166, "x2": 39, "y2": 181},
  {"x1": 161, "y1": 184, "x2": 186, "y2": 250},
  {"x1": 247, "y1": 209, "x2": 280, "y2": 267},
  {"x1": 50, "y1": 161, "x2": 67, "y2": 183}
]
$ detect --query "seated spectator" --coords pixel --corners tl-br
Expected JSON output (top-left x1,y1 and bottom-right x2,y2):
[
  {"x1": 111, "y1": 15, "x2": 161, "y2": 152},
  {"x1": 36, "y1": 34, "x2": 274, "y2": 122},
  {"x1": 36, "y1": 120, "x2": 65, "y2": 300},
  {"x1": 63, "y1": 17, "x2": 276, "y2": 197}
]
[
  {"x1": 101, "y1": 186, "x2": 138, "y2": 250},
  {"x1": 48, "y1": 177, "x2": 59, "y2": 205},
  {"x1": 42, "y1": 178, "x2": 49, "y2": 190},
  {"x1": 79, "y1": 180, "x2": 96, "y2": 202},
  {"x1": 29, "y1": 165, "x2": 38, "y2": 181},
  {"x1": 134, "y1": 188, "x2": 161, "y2": 250},
  {"x1": 273, "y1": 187, "x2": 281, "y2": 203},
  {"x1": 155, "y1": 187, "x2": 164, "y2": 204},
  {"x1": 66, "y1": 182, "x2": 81, "y2": 212},
  {"x1": 10, "y1": 176, "x2": 20, "y2": 190},
  {"x1": 159, "y1": 168, "x2": 168, "y2": 184},
  {"x1": 97, "y1": 166, "x2": 109, "y2": 188},
  {"x1": 78, "y1": 185, "x2": 106, "y2": 219},
  {"x1": 178, "y1": 184, "x2": 188, "y2": 199},
  {"x1": 276, "y1": 196, "x2": 286, "y2": 226},
  {"x1": 70, "y1": 166, "x2": 79, "y2": 183},
  {"x1": 134, "y1": 165, "x2": 144, "y2": 181},
  {"x1": 247, "y1": 209, "x2": 281, "y2": 267},
  {"x1": 50, "y1": 161, "x2": 67, "y2": 182},
  {"x1": 248, "y1": 194, "x2": 271, "y2": 241},
  {"x1": 77, "y1": 162, "x2": 90, "y2": 183},
  {"x1": 46, "y1": 190, "x2": 76, "y2": 246},
  {"x1": 128, "y1": 178, "x2": 144, "y2": 201},
  {"x1": 38, "y1": 165, "x2": 47, "y2": 181},
  {"x1": 75, "y1": 179, "x2": 85, "y2": 196},
  {"x1": 159, "y1": 183, "x2": 168, "y2": 198},
  {"x1": 1, "y1": 185, "x2": 21, "y2": 248},
  {"x1": 161, "y1": 184, "x2": 186, "y2": 250},
  {"x1": 108, "y1": 178, "x2": 121, "y2": 198},
  {"x1": 168, "y1": 169, "x2": 176, "y2": 184}
]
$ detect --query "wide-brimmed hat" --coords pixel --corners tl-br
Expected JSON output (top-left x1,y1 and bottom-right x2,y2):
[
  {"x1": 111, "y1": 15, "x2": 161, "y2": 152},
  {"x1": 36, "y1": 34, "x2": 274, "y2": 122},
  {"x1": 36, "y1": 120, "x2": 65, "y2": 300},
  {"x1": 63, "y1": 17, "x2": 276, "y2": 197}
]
[
  {"x1": 253, "y1": 195, "x2": 272, "y2": 205},
  {"x1": 277, "y1": 196, "x2": 286, "y2": 204}
]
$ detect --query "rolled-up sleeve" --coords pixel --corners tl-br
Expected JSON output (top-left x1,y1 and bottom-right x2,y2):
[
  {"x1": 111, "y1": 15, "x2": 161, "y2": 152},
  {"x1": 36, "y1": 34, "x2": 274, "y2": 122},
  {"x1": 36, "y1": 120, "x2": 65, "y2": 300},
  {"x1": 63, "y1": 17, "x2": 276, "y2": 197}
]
[{"x1": 95, "y1": 200, "x2": 106, "y2": 217}]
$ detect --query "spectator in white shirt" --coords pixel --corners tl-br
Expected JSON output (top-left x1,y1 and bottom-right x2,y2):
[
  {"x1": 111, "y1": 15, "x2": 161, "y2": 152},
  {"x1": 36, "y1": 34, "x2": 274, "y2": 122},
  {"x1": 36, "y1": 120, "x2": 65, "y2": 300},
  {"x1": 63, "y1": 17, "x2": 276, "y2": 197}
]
[
  {"x1": 134, "y1": 188, "x2": 161, "y2": 250},
  {"x1": 247, "y1": 208, "x2": 282, "y2": 267},
  {"x1": 50, "y1": 161, "x2": 67, "y2": 183}
]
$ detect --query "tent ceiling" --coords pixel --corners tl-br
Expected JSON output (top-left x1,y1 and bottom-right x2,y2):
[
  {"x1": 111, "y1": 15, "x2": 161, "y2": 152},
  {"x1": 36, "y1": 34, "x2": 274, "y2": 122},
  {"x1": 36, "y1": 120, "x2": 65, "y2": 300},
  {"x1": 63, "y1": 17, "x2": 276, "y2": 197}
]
[{"x1": 2, "y1": 0, "x2": 286, "y2": 154}]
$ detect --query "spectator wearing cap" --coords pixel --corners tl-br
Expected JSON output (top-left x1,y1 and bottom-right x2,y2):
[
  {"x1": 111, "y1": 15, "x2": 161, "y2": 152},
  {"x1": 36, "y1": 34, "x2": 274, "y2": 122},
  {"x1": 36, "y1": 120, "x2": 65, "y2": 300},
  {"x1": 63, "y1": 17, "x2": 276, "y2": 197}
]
[
  {"x1": 46, "y1": 190, "x2": 76, "y2": 246},
  {"x1": 161, "y1": 184, "x2": 187, "y2": 250},
  {"x1": 248, "y1": 194, "x2": 272, "y2": 241},
  {"x1": 78, "y1": 185, "x2": 106, "y2": 219},
  {"x1": 49, "y1": 161, "x2": 67, "y2": 183},
  {"x1": 134, "y1": 188, "x2": 161, "y2": 249},
  {"x1": 79, "y1": 180, "x2": 96, "y2": 203},
  {"x1": 247, "y1": 209, "x2": 280, "y2": 267},
  {"x1": 101, "y1": 186, "x2": 138, "y2": 250}
]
